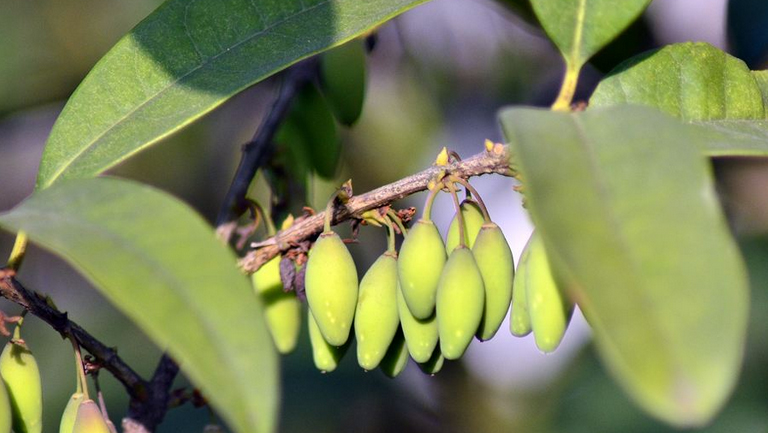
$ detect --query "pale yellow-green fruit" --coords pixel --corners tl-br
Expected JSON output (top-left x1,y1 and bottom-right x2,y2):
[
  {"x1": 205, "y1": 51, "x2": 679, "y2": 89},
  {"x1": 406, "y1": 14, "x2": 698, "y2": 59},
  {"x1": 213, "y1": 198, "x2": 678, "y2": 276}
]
[
  {"x1": 308, "y1": 310, "x2": 349, "y2": 373},
  {"x1": 355, "y1": 252, "x2": 399, "y2": 370},
  {"x1": 472, "y1": 223, "x2": 514, "y2": 341},
  {"x1": 320, "y1": 38, "x2": 367, "y2": 126},
  {"x1": 305, "y1": 231, "x2": 359, "y2": 346},
  {"x1": 0, "y1": 326, "x2": 42, "y2": 433},
  {"x1": 0, "y1": 376, "x2": 10, "y2": 433},
  {"x1": 252, "y1": 255, "x2": 301, "y2": 354},
  {"x1": 72, "y1": 400, "x2": 110, "y2": 433},
  {"x1": 525, "y1": 233, "x2": 571, "y2": 353},
  {"x1": 445, "y1": 200, "x2": 485, "y2": 253},
  {"x1": 398, "y1": 219, "x2": 446, "y2": 319},
  {"x1": 397, "y1": 284, "x2": 438, "y2": 363},
  {"x1": 379, "y1": 329, "x2": 409, "y2": 379},
  {"x1": 510, "y1": 234, "x2": 534, "y2": 337},
  {"x1": 418, "y1": 347, "x2": 444, "y2": 375},
  {"x1": 436, "y1": 247, "x2": 485, "y2": 360},
  {"x1": 59, "y1": 392, "x2": 85, "y2": 433}
]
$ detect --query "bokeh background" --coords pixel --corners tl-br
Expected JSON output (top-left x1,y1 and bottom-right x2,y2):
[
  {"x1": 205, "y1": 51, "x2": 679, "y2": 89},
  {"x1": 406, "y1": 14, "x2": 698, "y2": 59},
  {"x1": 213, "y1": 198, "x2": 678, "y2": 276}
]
[{"x1": 2, "y1": 0, "x2": 768, "y2": 431}]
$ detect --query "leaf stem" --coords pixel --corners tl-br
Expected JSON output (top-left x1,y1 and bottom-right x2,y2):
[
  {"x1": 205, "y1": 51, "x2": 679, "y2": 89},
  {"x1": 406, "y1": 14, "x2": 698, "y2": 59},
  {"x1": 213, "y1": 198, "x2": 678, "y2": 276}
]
[
  {"x1": 423, "y1": 181, "x2": 443, "y2": 221},
  {"x1": 323, "y1": 190, "x2": 342, "y2": 234},
  {"x1": 70, "y1": 337, "x2": 89, "y2": 399},
  {"x1": 386, "y1": 210, "x2": 408, "y2": 238},
  {"x1": 383, "y1": 216, "x2": 396, "y2": 254},
  {"x1": 6, "y1": 233, "x2": 28, "y2": 271},
  {"x1": 551, "y1": 63, "x2": 580, "y2": 111}
]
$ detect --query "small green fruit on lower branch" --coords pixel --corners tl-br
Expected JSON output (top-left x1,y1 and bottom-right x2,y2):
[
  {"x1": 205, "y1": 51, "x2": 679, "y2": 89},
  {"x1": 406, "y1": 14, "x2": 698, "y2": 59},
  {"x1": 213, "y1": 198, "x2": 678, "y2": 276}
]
[
  {"x1": 510, "y1": 235, "x2": 534, "y2": 337},
  {"x1": 0, "y1": 328, "x2": 42, "y2": 433},
  {"x1": 0, "y1": 377, "x2": 10, "y2": 433},
  {"x1": 305, "y1": 232, "x2": 359, "y2": 346},
  {"x1": 436, "y1": 247, "x2": 485, "y2": 360},
  {"x1": 418, "y1": 347, "x2": 444, "y2": 375},
  {"x1": 355, "y1": 253, "x2": 400, "y2": 370},
  {"x1": 379, "y1": 329, "x2": 409, "y2": 379},
  {"x1": 59, "y1": 392, "x2": 85, "y2": 433},
  {"x1": 308, "y1": 310, "x2": 349, "y2": 373},
  {"x1": 473, "y1": 223, "x2": 514, "y2": 341},
  {"x1": 397, "y1": 285, "x2": 438, "y2": 363},
  {"x1": 398, "y1": 219, "x2": 447, "y2": 319},
  {"x1": 72, "y1": 400, "x2": 110, "y2": 433},
  {"x1": 252, "y1": 255, "x2": 301, "y2": 354},
  {"x1": 445, "y1": 200, "x2": 485, "y2": 253},
  {"x1": 526, "y1": 233, "x2": 571, "y2": 353}
]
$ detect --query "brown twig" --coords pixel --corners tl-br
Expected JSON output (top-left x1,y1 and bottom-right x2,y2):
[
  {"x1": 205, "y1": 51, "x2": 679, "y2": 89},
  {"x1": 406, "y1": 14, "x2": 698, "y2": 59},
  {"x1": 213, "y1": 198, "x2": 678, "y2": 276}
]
[{"x1": 240, "y1": 144, "x2": 512, "y2": 273}]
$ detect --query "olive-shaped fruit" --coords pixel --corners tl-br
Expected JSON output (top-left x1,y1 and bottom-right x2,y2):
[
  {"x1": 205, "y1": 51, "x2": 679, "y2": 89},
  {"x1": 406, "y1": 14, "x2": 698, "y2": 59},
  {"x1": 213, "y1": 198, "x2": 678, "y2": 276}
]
[
  {"x1": 379, "y1": 328, "x2": 409, "y2": 379},
  {"x1": 355, "y1": 252, "x2": 399, "y2": 370},
  {"x1": 59, "y1": 392, "x2": 85, "y2": 433},
  {"x1": 436, "y1": 247, "x2": 485, "y2": 360},
  {"x1": 291, "y1": 84, "x2": 341, "y2": 179},
  {"x1": 397, "y1": 284, "x2": 438, "y2": 363},
  {"x1": 417, "y1": 347, "x2": 444, "y2": 375},
  {"x1": 445, "y1": 200, "x2": 485, "y2": 253},
  {"x1": 0, "y1": 377, "x2": 11, "y2": 433},
  {"x1": 526, "y1": 233, "x2": 571, "y2": 353},
  {"x1": 72, "y1": 400, "x2": 110, "y2": 433},
  {"x1": 305, "y1": 231, "x2": 359, "y2": 346},
  {"x1": 252, "y1": 255, "x2": 301, "y2": 354},
  {"x1": 0, "y1": 326, "x2": 42, "y2": 433},
  {"x1": 398, "y1": 219, "x2": 447, "y2": 319},
  {"x1": 510, "y1": 236, "x2": 533, "y2": 337},
  {"x1": 320, "y1": 39, "x2": 367, "y2": 126},
  {"x1": 472, "y1": 223, "x2": 514, "y2": 341},
  {"x1": 308, "y1": 310, "x2": 349, "y2": 373}
]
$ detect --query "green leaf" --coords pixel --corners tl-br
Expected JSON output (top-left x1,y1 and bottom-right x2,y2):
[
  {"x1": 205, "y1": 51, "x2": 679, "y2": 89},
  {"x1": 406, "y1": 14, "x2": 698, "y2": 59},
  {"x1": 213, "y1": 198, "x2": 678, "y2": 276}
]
[
  {"x1": 36, "y1": 0, "x2": 431, "y2": 190},
  {"x1": 0, "y1": 178, "x2": 278, "y2": 433},
  {"x1": 499, "y1": 105, "x2": 749, "y2": 427},
  {"x1": 751, "y1": 70, "x2": 768, "y2": 108},
  {"x1": 591, "y1": 42, "x2": 765, "y2": 121},
  {"x1": 530, "y1": 0, "x2": 650, "y2": 68}
]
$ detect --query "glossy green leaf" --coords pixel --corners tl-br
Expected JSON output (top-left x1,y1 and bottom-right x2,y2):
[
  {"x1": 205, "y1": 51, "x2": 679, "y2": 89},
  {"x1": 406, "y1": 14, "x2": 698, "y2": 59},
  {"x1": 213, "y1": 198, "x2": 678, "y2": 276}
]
[
  {"x1": 499, "y1": 105, "x2": 749, "y2": 427},
  {"x1": 36, "y1": 0, "x2": 432, "y2": 189},
  {"x1": 0, "y1": 178, "x2": 278, "y2": 433},
  {"x1": 530, "y1": 0, "x2": 650, "y2": 68},
  {"x1": 590, "y1": 43, "x2": 768, "y2": 157},
  {"x1": 591, "y1": 42, "x2": 765, "y2": 121}
]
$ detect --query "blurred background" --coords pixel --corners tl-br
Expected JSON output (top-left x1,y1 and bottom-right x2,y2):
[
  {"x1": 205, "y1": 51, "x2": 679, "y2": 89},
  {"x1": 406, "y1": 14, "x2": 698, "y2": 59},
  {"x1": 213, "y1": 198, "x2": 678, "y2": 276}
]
[{"x1": 2, "y1": 0, "x2": 768, "y2": 431}]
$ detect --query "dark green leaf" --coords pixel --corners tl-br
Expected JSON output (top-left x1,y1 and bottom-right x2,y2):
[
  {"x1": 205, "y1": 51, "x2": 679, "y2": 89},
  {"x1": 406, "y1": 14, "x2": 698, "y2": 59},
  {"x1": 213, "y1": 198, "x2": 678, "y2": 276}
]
[
  {"x1": 0, "y1": 178, "x2": 278, "y2": 433},
  {"x1": 530, "y1": 0, "x2": 650, "y2": 68},
  {"x1": 499, "y1": 105, "x2": 749, "y2": 427},
  {"x1": 36, "y1": 0, "x2": 431, "y2": 189}
]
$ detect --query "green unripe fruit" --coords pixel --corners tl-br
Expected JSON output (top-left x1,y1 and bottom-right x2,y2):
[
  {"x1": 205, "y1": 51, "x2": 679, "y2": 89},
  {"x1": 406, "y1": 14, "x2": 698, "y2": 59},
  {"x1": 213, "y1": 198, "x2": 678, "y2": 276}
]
[
  {"x1": 291, "y1": 84, "x2": 341, "y2": 179},
  {"x1": 0, "y1": 326, "x2": 42, "y2": 433},
  {"x1": 59, "y1": 392, "x2": 85, "y2": 433},
  {"x1": 252, "y1": 255, "x2": 301, "y2": 354},
  {"x1": 525, "y1": 233, "x2": 571, "y2": 353},
  {"x1": 72, "y1": 400, "x2": 110, "y2": 433},
  {"x1": 320, "y1": 39, "x2": 367, "y2": 126},
  {"x1": 397, "y1": 284, "x2": 438, "y2": 363},
  {"x1": 305, "y1": 231, "x2": 359, "y2": 346},
  {"x1": 445, "y1": 200, "x2": 485, "y2": 253},
  {"x1": 0, "y1": 377, "x2": 10, "y2": 433},
  {"x1": 418, "y1": 347, "x2": 444, "y2": 375},
  {"x1": 436, "y1": 247, "x2": 485, "y2": 360},
  {"x1": 472, "y1": 223, "x2": 514, "y2": 341},
  {"x1": 398, "y1": 219, "x2": 447, "y2": 319},
  {"x1": 509, "y1": 236, "x2": 533, "y2": 337},
  {"x1": 379, "y1": 329, "x2": 408, "y2": 379},
  {"x1": 355, "y1": 252, "x2": 399, "y2": 370},
  {"x1": 308, "y1": 310, "x2": 349, "y2": 373}
]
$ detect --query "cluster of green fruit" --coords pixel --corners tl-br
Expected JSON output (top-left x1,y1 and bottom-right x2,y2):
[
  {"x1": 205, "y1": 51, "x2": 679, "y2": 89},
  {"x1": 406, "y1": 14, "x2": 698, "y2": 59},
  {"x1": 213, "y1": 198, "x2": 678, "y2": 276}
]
[
  {"x1": 251, "y1": 169, "x2": 574, "y2": 376},
  {"x1": 0, "y1": 319, "x2": 118, "y2": 433}
]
